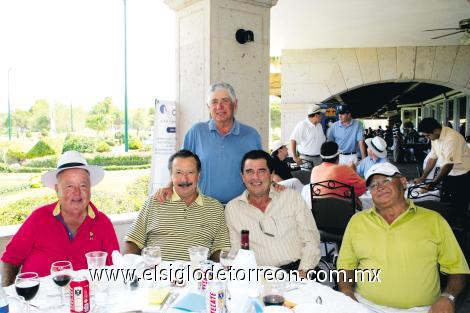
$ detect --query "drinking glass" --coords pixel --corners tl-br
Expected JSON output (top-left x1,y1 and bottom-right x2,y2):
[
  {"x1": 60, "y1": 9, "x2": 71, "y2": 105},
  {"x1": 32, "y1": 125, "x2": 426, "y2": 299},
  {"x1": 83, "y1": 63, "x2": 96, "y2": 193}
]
[
  {"x1": 51, "y1": 260, "x2": 73, "y2": 306},
  {"x1": 142, "y1": 246, "x2": 162, "y2": 269},
  {"x1": 219, "y1": 250, "x2": 237, "y2": 271},
  {"x1": 15, "y1": 272, "x2": 40, "y2": 313},
  {"x1": 188, "y1": 246, "x2": 209, "y2": 270},
  {"x1": 262, "y1": 281, "x2": 285, "y2": 306}
]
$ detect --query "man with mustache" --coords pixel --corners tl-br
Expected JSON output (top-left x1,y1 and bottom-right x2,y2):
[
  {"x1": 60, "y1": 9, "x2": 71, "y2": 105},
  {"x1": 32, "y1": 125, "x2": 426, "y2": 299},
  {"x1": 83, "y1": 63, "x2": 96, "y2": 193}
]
[{"x1": 124, "y1": 150, "x2": 231, "y2": 262}]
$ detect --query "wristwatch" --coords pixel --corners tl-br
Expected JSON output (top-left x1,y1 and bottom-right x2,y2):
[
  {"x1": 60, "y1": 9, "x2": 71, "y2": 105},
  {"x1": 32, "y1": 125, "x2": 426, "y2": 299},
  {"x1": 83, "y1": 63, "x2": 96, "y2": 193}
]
[{"x1": 440, "y1": 292, "x2": 455, "y2": 302}]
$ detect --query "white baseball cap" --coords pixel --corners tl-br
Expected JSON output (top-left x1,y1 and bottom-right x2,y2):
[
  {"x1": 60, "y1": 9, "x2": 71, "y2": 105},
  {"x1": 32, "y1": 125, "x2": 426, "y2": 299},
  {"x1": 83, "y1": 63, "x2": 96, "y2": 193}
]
[
  {"x1": 41, "y1": 150, "x2": 105, "y2": 188},
  {"x1": 271, "y1": 141, "x2": 287, "y2": 153},
  {"x1": 365, "y1": 162, "x2": 401, "y2": 186},
  {"x1": 365, "y1": 136, "x2": 388, "y2": 158},
  {"x1": 307, "y1": 104, "x2": 325, "y2": 115}
]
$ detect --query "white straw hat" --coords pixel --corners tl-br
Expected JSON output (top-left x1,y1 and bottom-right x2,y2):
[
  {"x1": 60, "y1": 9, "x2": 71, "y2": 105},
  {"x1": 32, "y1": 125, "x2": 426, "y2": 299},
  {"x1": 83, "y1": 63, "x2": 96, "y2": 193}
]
[
  {"x1": 365, "y1": 136, "x2": 388, "y2": 158},
  {"x1": 41, "y1": 150, "x2": 104, "y2": 188}
]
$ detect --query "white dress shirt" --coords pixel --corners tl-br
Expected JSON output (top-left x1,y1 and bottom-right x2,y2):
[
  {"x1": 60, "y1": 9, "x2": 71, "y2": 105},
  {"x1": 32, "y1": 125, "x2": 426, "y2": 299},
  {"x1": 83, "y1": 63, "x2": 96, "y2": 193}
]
[
  {"x1": 225, "y1": 188, "x2": 321, "y2": 271},
  {"x1": 290, "y1": 119, "x2": 326, "y2": 156}
]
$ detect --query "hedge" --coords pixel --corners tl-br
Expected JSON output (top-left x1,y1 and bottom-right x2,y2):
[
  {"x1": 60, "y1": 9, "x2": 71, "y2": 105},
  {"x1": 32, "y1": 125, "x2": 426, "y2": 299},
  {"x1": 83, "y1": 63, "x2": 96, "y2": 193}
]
[
  {"x1": 24, "y1": 153, "x2": 151, "y2": 168},
  {"x1": 26, "y1": 140, "x2": 56, "y2": 159},
  {"x1": 0, "y1": 174, "x2": 150, "y2": 226},
  {"x1": 0, "y1": 183, "x2": 30, "y2": 196},
  {"x1": 62, "y1": 135, "x2": 97, "y2": 153}
]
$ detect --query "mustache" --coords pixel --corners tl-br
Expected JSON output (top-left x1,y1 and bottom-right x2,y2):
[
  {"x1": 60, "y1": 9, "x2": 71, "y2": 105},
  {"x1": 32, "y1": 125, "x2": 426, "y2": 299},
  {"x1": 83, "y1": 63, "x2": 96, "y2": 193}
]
[{"x1": 177, "y1": 182, "x2": 193, "y2": 187}]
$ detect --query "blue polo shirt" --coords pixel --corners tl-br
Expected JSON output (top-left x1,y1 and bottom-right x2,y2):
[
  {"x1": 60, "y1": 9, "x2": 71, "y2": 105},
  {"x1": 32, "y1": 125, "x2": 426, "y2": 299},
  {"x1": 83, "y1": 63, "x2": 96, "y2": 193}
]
[
  {"x1": 327, "y1": 119, "x2": 364, "y2": 154},
  {"x1": 356, "y1": 156, "x2": 388, "y2": 178},
  {"x1": 183, "y1": 119, "x2": 262, "y2": 204}
]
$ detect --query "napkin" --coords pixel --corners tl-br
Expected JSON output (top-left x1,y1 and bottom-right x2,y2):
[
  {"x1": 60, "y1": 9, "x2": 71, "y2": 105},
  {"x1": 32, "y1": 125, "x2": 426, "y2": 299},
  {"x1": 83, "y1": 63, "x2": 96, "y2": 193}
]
[
  {"x1": 231, "y1": 249, "x2": 257, "y2": 271},
  {"x1": 172, "y1": 292, "x2": 205, "y2": 312},
  {"x1": 148, "y1": 287, "x2": 170, "y2": 305}
]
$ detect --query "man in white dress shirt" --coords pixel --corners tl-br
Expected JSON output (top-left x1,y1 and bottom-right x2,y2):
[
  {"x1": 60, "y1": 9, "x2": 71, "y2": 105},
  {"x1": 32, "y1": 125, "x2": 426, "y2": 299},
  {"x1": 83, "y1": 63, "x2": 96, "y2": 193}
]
[
  {"x1": 290, "y1": 104, "x2": 326, "y2": 167},
  {"x1": 225, "y1": 150, "x2": 321, "y2": 277}
]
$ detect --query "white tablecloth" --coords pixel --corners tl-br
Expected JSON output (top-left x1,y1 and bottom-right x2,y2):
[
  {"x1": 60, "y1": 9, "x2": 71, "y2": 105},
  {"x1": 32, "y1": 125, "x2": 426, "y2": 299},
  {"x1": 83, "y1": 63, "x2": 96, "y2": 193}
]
[
  {"x1": 359, "y1": 188, "x2": 440, "y2": 210},
  {"x1": 5, "y1": 263, "x2": 374, "y2": 313}
]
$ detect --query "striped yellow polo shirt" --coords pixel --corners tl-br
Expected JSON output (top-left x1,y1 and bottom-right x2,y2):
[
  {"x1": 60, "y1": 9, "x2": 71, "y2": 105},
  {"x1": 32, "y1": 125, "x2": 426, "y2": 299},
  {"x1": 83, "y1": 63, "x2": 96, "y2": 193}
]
[{"x1": 125, "y1": 190, "x2": 231, "y2": 261}]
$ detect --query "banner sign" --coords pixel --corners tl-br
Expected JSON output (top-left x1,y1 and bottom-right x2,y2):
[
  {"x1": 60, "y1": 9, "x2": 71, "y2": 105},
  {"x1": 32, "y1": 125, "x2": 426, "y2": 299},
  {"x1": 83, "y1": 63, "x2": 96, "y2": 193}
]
[{"x1": 149, "y1": 99, "x2": 177, "y2": 195}]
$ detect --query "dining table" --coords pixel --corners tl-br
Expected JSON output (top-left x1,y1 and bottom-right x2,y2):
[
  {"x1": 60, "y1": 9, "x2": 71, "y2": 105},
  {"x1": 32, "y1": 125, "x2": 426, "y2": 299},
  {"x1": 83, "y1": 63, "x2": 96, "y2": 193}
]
[{"x1": 4, "y1": 260, "x2": 374, "y2": 313}]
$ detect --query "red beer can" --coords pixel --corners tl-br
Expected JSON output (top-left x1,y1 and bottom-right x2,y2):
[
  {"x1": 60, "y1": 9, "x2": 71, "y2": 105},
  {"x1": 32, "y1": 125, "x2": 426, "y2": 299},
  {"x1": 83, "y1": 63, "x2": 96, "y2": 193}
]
[
  {"x1": 205, "y1": 281, "x2": 225, "y2": 313},
  {"x1": 70, "y1": 276, "x2": 90, "y2": 313},
  {"x1": 199, "y1": 260, "x2": 214, "y2": 293}
]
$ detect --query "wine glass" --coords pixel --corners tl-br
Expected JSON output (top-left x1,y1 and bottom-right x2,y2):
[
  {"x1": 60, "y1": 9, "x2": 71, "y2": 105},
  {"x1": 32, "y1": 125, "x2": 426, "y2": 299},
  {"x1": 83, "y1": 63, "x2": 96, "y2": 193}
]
[
  {"x1": 219, "y1": 250, "x2": 237, "y2": 271},
  {"x1": 51, "y1": 260, "x2": 73, "y2": 306},
  {"x1": 15, "y1": 272, "x2": 40, "y2": 313},
  {"x1": 142, "y1": 246, "x2": 162, "y2": 269}
]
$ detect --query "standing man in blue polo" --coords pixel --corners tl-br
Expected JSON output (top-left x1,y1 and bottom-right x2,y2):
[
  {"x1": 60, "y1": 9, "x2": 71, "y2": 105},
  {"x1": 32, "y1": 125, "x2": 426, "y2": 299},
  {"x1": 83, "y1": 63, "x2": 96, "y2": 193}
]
[
  {"x1": 155, "y1": 82, "x2": 262, "y2": 204},
  {"x1": 327, "y1": 104, "x2": 366, "y2": 165}
]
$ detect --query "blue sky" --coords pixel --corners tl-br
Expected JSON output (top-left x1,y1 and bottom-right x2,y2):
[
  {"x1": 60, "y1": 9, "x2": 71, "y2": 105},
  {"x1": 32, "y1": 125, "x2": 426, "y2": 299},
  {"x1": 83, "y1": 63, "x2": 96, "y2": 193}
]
[{"x1": 0, "y1": 0, "x2": 175, "y2": 113}]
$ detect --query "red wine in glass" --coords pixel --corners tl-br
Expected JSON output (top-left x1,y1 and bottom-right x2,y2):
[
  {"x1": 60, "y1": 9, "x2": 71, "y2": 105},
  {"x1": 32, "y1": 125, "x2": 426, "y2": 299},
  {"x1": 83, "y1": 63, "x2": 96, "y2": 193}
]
[
  {"x1": 263, "y1": 294, "x2": 285, "y2": 306},
  {"x1": 53, "y1": 274, "x2": 72, "y2": 287},
  {"x1": 15, "y1": 280, "x2": 40, "y2": 301}
]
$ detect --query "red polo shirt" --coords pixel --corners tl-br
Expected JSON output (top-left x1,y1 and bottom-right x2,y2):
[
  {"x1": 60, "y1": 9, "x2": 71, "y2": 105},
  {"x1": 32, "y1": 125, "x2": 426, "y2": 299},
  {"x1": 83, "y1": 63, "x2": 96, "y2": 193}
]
[{"x1": 1, "y1": 201, "x2": 119, "y2": 277}]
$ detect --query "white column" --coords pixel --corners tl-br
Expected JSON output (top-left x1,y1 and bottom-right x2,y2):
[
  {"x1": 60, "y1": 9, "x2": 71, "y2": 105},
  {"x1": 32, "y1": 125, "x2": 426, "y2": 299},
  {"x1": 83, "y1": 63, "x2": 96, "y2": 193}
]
[
  {"x1": 466, "y1": 96, "x2": 470, "y2": 137},
  {"x1": 452, "y1": 99, "x2": 460, "y2": 131},
  {"x1": 165, "y1": 0, "x2": 277, "y2": 149}
]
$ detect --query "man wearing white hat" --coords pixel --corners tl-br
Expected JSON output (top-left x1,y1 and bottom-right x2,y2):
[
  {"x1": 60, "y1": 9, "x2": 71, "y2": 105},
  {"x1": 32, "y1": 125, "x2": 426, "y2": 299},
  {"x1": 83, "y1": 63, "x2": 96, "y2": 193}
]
[
  {"x1": 289, "y1": 104, "x2": 326, "y2": 168},
  {"x1": 338, "y1": 162, "x2": 469, "y2": 313},
  {"x1": 356, "y1": 136, "x2": 388, "y2": 178},
  {"x1": 1, "y1": 150, "x2": 119, "y2": 286},
  {"x1": 270, "y1": 141, "x2": 304, "y2": 193}
]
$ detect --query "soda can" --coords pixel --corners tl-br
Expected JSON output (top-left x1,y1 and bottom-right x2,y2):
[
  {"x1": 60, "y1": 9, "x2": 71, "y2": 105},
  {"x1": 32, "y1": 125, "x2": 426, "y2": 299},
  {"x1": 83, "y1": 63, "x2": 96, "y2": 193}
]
[
  {"x1": 198, "y1": 260, "x2": 214, "y2": 293},
  {"x1": 206, "y1": 281, "x2": 225, "y2": 313},
  {"x1": 70, "y1": 276, "x2": 90, "y2": 313}
]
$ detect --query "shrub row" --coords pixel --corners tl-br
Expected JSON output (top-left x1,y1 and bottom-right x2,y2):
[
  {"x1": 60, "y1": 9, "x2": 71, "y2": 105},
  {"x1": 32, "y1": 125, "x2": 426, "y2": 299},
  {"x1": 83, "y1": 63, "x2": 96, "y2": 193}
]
[
  {"x1": 0, "y1": 175, "x2": 150, "y2": 226},
  {"x1": 0, "y1": 184, "x2": 31, "y2": 196}
]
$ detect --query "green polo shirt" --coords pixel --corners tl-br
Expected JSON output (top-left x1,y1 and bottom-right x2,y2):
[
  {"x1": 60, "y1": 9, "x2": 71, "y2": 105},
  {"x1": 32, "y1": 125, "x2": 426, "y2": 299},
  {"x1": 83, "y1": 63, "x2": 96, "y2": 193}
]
[
  {"x1": 337, "y1": 201, "x2": 469, "y2": 309},
  {"x1": 125, "y1": 190, "x2": 231, "y2": 261}
]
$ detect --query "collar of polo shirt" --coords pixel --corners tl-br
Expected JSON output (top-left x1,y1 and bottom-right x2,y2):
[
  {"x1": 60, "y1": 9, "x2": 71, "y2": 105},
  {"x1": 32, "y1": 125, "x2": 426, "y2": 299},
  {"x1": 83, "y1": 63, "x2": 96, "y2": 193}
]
[
  {"x1": 171, "y1": 187, "x2": 204, "y2": 206},
  {"x1": 52, "y1": 201, "x2": 95, "y2": 219}
]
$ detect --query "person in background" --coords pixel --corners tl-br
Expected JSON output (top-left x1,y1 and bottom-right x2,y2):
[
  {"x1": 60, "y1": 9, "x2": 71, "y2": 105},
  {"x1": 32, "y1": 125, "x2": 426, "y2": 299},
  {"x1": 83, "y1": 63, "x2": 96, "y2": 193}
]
[
  {"x1": 327, "y1": 104, "x2": 366, "y2": 165},
  {"x1": 154, "y1": 82, "x2": 262, "y2": 204},
  {"x1": 311, "y1": 141, "x2": 366, "y2": 198},
  {"x1": 1, "y1": 151, "x2": 119, "y2": 286},
  {"x1": 414, "y1": 118, "x2": 470, "y2": 227},
  {"x1": 290, "y1": 104, "x2": 326, "y2": 168},
  {"x1": 338, "y1": 162, "x2": 469, "y2": 313},
  {"x1": 270, "y1": 141, "x2": 303, "y2": 192},
  {"x1": 124, "y1": 150, "x2": 230, "y2": 262},
  {"x1": 356, "y1": 136, "x2": 388, "y2": 178},
  {"x1": 225, "y1": 150, "x2": 320, "y2": 276}
]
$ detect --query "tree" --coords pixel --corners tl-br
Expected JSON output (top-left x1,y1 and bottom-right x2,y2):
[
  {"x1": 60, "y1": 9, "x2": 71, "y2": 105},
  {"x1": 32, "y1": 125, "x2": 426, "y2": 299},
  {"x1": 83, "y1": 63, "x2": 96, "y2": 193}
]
[
  {"x1": 86, "y1": 97, "x2": 122, "y2": 136},
  {"x1": 30, "y1": 99, "x2": 50, "y2": 132},
  {"x1": 130, "y1": 108, "x2": 150, "y2": 137},
  {"x1": 11, "y1": 109, "x2": 32, "y2": 136}
]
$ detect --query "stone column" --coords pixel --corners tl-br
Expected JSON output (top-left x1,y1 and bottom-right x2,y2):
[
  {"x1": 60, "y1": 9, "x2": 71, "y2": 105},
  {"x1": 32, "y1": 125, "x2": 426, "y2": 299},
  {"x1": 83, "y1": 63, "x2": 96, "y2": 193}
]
[
  {"x1": 466, "y1": 95, "x2": 470, "y2": 137},
  {"x1": 165, "y1": 0, "x2": 277, "y2": 149},
  {"x1": 452, "y1": 99, "x2": 460, "y2": 132}
]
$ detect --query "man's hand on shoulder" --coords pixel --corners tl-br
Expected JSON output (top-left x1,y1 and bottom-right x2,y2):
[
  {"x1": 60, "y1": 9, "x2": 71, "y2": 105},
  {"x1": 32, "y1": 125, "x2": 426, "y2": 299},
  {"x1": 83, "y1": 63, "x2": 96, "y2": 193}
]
[
  {"x1": 153, "y1": 186, "x2": 173, "y2": 203},
  {"x1": 428, "y1": 295, "x2": 454, "y2": 313}
]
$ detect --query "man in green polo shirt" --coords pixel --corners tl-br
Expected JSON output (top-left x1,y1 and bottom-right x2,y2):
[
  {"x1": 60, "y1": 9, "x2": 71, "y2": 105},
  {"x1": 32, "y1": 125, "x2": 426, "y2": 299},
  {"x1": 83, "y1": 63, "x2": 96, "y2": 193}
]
[
  {"x1": 124, "y1": 149, "x2": 231, "y2": 262},
  {"x1": 337, "y1": 162, "x2": 469, "y2": 313}
]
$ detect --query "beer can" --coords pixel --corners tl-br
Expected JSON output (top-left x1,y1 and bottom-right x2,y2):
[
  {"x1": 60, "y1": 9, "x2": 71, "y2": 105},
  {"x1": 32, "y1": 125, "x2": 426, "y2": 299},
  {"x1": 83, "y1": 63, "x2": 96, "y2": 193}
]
[
  {"x1": 198, "y1": 260, "x2": 214, "y2": 293},
  {"x1": 205, "y1": 281, "x2": 225, "y2": 313},
  {"x1": 70, "y1": 276, "x2": 90, "y2": 313}
]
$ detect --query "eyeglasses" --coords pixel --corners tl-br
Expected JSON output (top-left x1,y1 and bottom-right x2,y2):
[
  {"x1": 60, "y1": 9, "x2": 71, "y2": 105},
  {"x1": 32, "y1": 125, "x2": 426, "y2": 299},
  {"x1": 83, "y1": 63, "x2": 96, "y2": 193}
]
[
  {"x1": 368, "y1": 177, "x2": 395, "y2": 191},
  {"x1": 259, "y1": 217, "x2": 277, "y2": 237}
]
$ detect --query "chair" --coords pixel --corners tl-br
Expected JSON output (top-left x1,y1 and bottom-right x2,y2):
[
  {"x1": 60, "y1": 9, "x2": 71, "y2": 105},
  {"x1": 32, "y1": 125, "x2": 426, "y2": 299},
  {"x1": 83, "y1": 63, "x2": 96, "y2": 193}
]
[
  {"x1": 407, "y1": 180, "x2": 451, "y2": 220},
  {"x1": 292, "y1": 169, "x2": 311, "y2": 185},
  {"x1": 310, "y1": 180, "x2": 356, "y2": 243}
]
